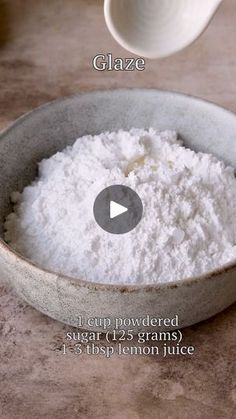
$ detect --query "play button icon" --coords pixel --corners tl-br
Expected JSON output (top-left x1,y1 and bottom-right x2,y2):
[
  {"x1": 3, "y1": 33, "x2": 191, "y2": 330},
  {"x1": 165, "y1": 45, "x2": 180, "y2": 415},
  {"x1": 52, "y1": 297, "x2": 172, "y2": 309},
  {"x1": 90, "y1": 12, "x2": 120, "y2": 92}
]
[
  {"x1": 110, "y1": 201, "x2": 128, "y2": 219},
  {"x1": 93, "y1": 185, "x2": 143, "y2": 234}
]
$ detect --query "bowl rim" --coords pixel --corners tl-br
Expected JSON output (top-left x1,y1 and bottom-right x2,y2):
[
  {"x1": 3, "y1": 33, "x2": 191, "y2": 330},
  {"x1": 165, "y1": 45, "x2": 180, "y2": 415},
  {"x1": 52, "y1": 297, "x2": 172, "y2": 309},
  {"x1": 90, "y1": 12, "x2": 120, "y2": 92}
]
[{"x1": 1, "y1": 87, "x2": 236, "y2": 292}]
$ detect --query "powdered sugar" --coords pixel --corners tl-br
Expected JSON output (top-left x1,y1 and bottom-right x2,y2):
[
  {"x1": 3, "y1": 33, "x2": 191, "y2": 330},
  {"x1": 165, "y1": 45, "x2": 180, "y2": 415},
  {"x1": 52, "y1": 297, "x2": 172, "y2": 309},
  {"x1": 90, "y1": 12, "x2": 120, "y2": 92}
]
[{"x1": 4, "y1": 128, "x2": 236, "y2": 284}]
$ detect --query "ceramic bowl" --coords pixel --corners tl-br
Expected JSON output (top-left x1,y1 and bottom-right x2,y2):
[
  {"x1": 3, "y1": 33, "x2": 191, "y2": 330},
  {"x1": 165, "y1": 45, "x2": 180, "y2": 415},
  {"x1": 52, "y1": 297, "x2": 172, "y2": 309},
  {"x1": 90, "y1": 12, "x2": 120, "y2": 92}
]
[
  {"x1": 0, "y1": 89, "x2": 236, "y2": 332},
  {"x1": 104, "y1": 0, "x2": 222, "y2": 59}
]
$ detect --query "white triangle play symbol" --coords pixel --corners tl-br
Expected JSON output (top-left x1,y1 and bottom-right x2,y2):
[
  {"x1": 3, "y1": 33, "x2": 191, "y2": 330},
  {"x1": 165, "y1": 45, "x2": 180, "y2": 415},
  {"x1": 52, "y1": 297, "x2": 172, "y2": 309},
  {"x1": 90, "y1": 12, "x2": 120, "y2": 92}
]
[{"x1": 110, "y1": 200, "x2": 128, "y2": 219}]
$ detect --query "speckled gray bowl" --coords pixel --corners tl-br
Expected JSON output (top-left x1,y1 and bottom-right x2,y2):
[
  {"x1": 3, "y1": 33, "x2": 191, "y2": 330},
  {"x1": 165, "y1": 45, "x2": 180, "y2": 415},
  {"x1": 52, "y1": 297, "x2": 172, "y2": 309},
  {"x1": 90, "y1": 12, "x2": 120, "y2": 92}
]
[{"x1": 0, "y1": 89, "x2": 236, "y2": 332}]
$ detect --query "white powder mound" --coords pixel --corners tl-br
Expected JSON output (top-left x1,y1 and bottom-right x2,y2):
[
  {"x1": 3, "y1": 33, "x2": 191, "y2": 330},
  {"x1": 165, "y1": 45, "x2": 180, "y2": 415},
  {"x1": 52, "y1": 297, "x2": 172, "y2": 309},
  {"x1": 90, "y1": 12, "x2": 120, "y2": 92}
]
[{"x1": 4, "y1": 128, "x2": 236, "y2": 284}]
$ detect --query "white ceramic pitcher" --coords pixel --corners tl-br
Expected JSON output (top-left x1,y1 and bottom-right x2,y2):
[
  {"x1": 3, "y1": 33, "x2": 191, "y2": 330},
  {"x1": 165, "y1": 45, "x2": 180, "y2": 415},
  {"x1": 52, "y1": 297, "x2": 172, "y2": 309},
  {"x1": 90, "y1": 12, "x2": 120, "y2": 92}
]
[{"x1": 104, "y1": 0, "x2": 223, "y2": 59}]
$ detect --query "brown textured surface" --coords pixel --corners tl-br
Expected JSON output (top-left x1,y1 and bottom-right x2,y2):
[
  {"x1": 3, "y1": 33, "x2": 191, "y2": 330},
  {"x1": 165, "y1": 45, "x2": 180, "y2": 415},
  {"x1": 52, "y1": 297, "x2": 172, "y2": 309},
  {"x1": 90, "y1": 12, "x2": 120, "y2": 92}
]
[{"x1": 0, "y1": 1, "x2": 236, "y2": 418}]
